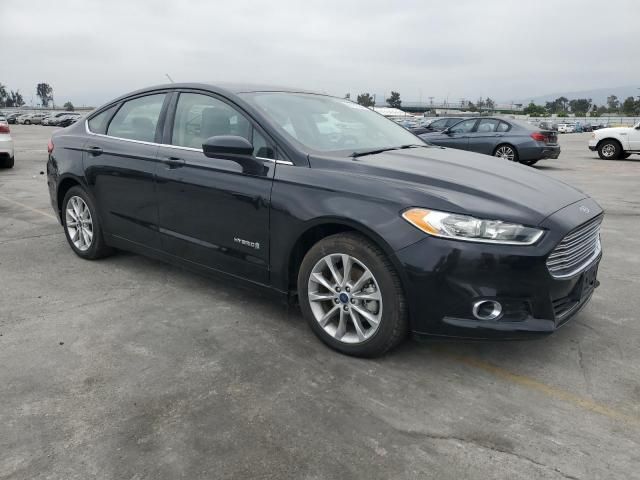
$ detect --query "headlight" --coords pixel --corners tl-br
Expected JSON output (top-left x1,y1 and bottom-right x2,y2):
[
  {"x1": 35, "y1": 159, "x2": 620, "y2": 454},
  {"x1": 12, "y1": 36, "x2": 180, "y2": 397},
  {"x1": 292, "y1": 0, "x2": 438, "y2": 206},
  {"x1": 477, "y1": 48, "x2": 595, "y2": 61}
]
[{"x1": 402, "y1": 208, "x2": 544, "y2": 245}]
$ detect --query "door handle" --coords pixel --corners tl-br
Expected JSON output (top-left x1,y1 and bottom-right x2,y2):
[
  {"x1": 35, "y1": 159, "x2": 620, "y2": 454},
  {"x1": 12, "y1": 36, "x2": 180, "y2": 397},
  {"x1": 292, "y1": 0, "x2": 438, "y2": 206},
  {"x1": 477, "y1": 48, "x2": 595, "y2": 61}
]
[
  {"x1": 86, "y1": 146, "x2": 103, "y2": 156},
  {"x1": 162, "y1": 156, "x2": 186, "y2": 168}
]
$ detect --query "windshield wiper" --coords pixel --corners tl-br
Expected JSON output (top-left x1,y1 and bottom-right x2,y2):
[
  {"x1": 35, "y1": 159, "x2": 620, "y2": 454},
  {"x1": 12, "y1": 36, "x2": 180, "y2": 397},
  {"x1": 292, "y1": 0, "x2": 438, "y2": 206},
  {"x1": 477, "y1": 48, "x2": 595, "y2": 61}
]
[{"x1": 350, "y1": 144, "x2": 428, "y2": 158}]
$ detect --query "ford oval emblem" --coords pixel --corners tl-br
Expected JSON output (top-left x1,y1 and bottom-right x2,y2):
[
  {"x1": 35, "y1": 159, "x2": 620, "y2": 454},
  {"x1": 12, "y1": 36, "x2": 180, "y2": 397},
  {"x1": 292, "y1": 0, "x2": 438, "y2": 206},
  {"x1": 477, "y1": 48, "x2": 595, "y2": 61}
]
[{"x1": 579, "y1": 205, "x2": 590, "y2": 214}]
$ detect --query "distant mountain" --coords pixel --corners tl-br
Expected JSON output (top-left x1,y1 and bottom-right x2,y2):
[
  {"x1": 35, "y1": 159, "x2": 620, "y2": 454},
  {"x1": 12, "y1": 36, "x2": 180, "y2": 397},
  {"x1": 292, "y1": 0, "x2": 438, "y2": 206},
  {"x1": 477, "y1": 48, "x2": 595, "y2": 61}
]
[{"x1": 512, "y1": 86, "x2": 640, "y2": 107}]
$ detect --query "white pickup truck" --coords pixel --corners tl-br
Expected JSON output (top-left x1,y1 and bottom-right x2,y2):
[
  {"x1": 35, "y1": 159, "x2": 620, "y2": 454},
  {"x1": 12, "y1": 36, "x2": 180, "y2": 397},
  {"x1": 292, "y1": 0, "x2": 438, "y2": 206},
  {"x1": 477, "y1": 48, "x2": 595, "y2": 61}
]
[{"x1": 588, "y1": 122, "x2": 640, "y2": 159}]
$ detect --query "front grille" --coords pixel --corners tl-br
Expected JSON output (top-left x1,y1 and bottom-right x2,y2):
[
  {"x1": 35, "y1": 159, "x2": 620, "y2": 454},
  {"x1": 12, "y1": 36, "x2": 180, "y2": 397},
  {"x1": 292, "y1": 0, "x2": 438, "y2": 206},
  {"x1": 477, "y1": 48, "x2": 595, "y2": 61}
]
[{"x1": 546, "y1": 216, "x2": 602, "y2": 278}]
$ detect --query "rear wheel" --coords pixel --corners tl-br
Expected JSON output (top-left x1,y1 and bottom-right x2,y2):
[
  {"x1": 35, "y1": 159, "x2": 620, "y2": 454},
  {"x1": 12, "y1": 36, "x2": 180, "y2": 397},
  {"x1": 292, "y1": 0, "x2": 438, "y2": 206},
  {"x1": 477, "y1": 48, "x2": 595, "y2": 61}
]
[
  {"x1": 494, "y1": 144, "x2": 519, "y2": 162},
  {"x1": 298, "y1": 233, "x2": 408, "y2": 357},
  {"x1": 598, "y1": 140, "x2": 621, "y2": 160},
  {"x1": 62, "y1": 186, "x2": 113, "y2": 260},
  {"x1": 0, "y1": 156, "x2": 14, "y2": 168}
]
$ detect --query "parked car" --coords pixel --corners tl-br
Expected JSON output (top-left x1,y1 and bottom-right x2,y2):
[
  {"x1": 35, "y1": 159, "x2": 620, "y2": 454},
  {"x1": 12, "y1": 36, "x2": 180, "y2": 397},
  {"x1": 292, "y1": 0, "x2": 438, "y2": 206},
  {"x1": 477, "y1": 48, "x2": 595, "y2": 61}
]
[
  {"x1": 44, "y1": 112, "x2": 76, "y2": 126},
  {"x1": 557, "y1": 123, "x2": 576, "y2": 133},
  {"x1": 18, "y1": 113, "x2": 48, "y2": 125},
  {"x1": 57, "y1": 113, "x2": 82, "y2": 127},
  {"x1": 588, "y1": 121, "x2": 640, "y2": 159},
  {"x1": 582, "y1": 123, "x2": 594, "y2": 132},
  {"x1": 420, "y1": 117, "x2": 559, "y2": 166},
  {"x1": 0, "y1": 118, "x2": 14, "y2": 168},
  {"x1": 6, "y1": 112, "x2": 23, "y2": 124},
  {"x1": 537, "y1": 121, "x2": 558, "y2": 131},
  {"x1": 47, "y1": 83, "x2": 602, "y2": 357},
  {"x1": 410, "y1": 117, "x2": 466, "y2": 135}
]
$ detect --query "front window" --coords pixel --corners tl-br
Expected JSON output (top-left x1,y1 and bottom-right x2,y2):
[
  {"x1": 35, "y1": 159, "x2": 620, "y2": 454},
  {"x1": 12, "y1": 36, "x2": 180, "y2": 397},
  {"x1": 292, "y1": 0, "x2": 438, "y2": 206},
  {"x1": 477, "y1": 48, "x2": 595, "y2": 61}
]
[{"x1": 240, "y1": 92, "x2": 421, "y2": 155}]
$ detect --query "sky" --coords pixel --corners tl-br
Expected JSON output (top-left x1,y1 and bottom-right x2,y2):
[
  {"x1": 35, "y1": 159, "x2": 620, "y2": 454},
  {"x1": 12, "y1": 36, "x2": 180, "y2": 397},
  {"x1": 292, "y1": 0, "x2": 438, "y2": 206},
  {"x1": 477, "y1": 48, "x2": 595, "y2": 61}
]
[{"x1": 1, "y1": 0, "x2": 639, "y2": 108}]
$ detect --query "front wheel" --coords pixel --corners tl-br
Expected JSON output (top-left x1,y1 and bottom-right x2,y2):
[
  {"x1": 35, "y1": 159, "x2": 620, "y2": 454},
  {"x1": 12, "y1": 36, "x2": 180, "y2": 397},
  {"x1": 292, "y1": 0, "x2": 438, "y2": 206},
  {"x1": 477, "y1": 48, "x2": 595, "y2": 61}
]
[
  {"x1": 598, "y1": 141, "x2": 621, "y2": 160},
  {"x1": 494, "y1": 144, "x2": 519, "y2": 162},
  {"x1": 297, "y1": 233, "x2": 408, "y2": 357},
  {"x1": 62, "y1": 186, "x2": 113, "y2": 259}
]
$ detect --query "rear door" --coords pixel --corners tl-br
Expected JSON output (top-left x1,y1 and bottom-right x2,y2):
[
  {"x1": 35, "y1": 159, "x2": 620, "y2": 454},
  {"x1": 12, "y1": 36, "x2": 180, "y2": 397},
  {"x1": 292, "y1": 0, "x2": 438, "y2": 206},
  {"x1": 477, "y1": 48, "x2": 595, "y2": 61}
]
[
  {"x1": 155, "y1": 91, "x2": 277, "y2": 284},
  {"x1": 83, "y1": 93, "x2": 169, "y2": 249},
  {"x1": 466, "y1": 118, "x2": 501, "y2": 155}
]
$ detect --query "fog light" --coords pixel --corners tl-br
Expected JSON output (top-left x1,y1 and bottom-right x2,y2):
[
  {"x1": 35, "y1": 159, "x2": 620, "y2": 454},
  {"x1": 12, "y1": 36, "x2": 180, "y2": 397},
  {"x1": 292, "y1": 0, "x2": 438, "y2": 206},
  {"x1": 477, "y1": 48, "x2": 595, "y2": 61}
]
[{"x1": 472, "y1": 300, "x2": 502, "y2": 321}]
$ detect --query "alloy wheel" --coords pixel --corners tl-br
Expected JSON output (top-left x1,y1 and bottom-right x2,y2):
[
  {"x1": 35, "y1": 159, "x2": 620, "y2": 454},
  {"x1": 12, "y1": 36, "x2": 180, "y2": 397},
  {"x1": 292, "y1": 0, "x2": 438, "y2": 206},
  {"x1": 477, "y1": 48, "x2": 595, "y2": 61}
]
[
  {"x1": 495, "y1": 146, "x2": 516, "y2": 161},
  {"x1": 601, "y1": 144, "x2": 616, "y2": 158},
  {"x1": 307, "y1": 253, "x2": 383, "y2": 344},
  {"x1": 65, "y1": 196, "x2": 94, "y2": 251}
]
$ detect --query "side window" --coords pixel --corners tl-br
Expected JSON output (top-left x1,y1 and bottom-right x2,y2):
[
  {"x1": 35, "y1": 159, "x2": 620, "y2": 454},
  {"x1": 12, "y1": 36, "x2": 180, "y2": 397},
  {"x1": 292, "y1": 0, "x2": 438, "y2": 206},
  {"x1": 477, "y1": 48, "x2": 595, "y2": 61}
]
[
  {"x1": 88, "y1": 105, "x2": 118, "y2": 134},
  {"x1": 497, "y1": 121, "x2": 511, "y2": 132},
  {"x1": 476, "y1": 119, "x2": 499, "y2": 133},
  {"x1": 450, "y1": 119, "x2": 477, "y2": 134},
  {"x1": 171, "y1": 93, "x2": 251, "y2": 149},
  {"x1": 107, "y1": 94, "x2": 166, "y2": 142},
  {"x1": 252, "y1": 129, "x2": 275, "y2": 159}
]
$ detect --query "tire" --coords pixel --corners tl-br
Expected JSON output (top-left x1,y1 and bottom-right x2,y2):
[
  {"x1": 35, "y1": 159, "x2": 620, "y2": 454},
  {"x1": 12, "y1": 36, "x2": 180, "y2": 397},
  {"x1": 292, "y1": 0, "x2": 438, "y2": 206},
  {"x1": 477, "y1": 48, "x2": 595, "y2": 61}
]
[
  {"x1": 598, "y1": 140, "x2": 621, "y2": 160},
  {"x1": 0, "y1": 156, "x2": 14, "y2": 168},
  {"x1": 522, "y1": 160, "x2": 538, "y2": 166},
  {"x1": 297, "y1": 232, "x2": 408, "y2": 357},
  {"x1": 24, "y1": 120, "x2": 31, "y2": 125},
  {"x1": 494, "y1": 144, "x2": 519, "y2": 162},
  {"x1": 62, "y1": 186, "x2": 113, "y2": 260}
]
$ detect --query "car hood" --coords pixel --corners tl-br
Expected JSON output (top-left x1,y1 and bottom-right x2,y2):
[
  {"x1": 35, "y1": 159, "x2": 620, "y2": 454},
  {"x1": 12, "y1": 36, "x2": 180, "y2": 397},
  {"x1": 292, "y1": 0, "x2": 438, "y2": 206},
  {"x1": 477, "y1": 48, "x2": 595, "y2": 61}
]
[
  {"x1": 595, "y1": 126, "x2": 633, "y2": 136},
  {"x1": 310, "y1": 146, "x2": 588, "y2": 226}
]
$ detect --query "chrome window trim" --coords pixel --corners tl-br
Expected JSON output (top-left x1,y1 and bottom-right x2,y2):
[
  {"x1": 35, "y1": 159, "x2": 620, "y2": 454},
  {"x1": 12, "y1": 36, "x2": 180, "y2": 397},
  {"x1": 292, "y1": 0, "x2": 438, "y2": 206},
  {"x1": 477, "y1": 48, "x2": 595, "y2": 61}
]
[{"x1": 84, "y1": 120, "x2": 294, "y2": 165}]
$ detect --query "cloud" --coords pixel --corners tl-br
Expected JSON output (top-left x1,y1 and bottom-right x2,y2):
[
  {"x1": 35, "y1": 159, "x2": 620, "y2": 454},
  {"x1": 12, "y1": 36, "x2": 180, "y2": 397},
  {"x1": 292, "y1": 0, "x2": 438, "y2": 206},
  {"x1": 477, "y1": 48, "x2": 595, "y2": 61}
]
[{"x1": 1, "y1": 0, "x2": 639, "y2": 106}]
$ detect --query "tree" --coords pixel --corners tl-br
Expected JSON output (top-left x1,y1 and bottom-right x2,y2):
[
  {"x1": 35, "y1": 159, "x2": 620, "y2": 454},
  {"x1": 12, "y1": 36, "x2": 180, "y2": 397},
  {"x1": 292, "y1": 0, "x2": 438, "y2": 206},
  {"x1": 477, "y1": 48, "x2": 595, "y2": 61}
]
[
  {"x1": 622, "y1": 96, "x2": 640, "y2": 116},
  {"x1": 386, "y1": 91, "x2": 401, "y2": 108},
  {"x1": 568, "y1": 98, "x2": 592, "y2": 116},
  {"x1": 356, "y1": 93, "x2": 375, "y2": 108},
  {"x1": 63, "y1": 101, "x2": 75, "y2": 111},
  {"x1": 9, "y1": 90, "x2": 25, "y2": 107},
  {"x1": 36, "y1": 82, "x2": 53, "y2": 107},
  {"x1": 523, "y1": 102, "x2": 546, "y2": 116},
  {"x1": 467, "y1": 102, "x2": 477, "y2": 112},
  {"x1": 0, "y1": 83, "x2": 7, "y2": 107},
  {"x1": 485, "y1": 97, "x2": 495, "y2": 111},
  {"x1": 590, "y1": 104, "x2": 600, "y2": 117},
  {"x1": 606, "y1": 95, "x2": 619, "y2": 112}
]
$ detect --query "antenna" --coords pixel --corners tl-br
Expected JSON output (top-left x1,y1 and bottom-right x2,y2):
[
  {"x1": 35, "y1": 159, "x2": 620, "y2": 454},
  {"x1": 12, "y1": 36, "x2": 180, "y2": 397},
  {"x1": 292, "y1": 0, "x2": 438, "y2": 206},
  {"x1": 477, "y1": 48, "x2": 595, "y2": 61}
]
[{"x1": 165, "y1": 73, "x2": 175, "y2": 83}]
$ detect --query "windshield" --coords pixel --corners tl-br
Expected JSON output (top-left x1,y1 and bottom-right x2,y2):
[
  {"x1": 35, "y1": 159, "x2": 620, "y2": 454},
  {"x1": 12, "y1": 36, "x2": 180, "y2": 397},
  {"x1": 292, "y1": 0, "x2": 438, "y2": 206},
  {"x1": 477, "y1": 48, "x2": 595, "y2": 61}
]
[{"x1": 240, "y1": 92, "x2": 422, "y2": 155}]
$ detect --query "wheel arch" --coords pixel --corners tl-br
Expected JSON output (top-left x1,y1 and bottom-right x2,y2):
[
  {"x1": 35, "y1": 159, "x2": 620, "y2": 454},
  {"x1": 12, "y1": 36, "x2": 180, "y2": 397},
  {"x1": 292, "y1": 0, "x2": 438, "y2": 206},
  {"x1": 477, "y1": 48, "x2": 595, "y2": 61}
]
[
  {"x1": 596, "y1": 137, "x2": 623, "y2": 150},
  {"x1": 56, "y1": 175, "x2": 87, "y2": 218},
  {"x1": 285, "y1": 218, "x2": 410, "y2": 301}
]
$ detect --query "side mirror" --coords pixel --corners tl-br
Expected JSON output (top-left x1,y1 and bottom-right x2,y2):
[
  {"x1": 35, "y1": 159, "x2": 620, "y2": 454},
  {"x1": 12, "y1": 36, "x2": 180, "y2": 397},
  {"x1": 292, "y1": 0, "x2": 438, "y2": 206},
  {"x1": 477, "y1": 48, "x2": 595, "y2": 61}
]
[{"x1": 203, "y1": 135, "x2": 254, "y2": 158}]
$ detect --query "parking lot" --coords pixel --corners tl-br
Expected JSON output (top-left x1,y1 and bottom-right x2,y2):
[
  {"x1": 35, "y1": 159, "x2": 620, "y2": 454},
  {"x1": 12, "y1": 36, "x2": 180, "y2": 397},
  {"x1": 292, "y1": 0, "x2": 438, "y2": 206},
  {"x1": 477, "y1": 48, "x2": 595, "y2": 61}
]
[{"x1": 1, "y1": 125, "x2": 639, "y2": 479}]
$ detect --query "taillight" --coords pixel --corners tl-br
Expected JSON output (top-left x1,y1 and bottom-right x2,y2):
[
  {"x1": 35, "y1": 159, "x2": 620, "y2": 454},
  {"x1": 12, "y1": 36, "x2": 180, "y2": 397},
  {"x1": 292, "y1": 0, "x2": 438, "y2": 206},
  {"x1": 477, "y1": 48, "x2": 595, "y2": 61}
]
[
  {"x1": 0, "y1": 124, "x2": 9, "y2": 134},
  {"x1": 530, "y1": 132, "x2": 546, "y2": 142},
  {"x1": 47, "y1": 139, "x2": 54, "y2": 154}
]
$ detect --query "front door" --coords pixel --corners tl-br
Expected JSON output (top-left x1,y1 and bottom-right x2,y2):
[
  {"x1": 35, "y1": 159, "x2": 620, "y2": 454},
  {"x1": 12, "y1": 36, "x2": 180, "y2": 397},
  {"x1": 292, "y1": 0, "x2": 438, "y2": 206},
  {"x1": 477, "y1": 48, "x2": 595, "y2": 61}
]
[
  {"x1": 83, "y1": 93, "x2": 169, "y2": 249},
  {"x1": 155, "y1": 91, "x2": 276, "y2": 284},
  {"x1": 627, "y1": 124, "x2": 640, "y2": 151},
  {"x1": 466, "y1": 118, "x2": 502, "y2": 155},
  {"x1": 430, "y1": 118, "x2": 477, "y2": 150}
]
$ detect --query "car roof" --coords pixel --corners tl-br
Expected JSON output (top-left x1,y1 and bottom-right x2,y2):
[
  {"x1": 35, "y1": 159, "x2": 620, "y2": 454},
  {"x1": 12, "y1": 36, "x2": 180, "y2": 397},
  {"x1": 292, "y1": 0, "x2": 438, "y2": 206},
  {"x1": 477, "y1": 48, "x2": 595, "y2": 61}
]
[{"x1": 110, "y1": 82, "x2": 323, "y2": 103}]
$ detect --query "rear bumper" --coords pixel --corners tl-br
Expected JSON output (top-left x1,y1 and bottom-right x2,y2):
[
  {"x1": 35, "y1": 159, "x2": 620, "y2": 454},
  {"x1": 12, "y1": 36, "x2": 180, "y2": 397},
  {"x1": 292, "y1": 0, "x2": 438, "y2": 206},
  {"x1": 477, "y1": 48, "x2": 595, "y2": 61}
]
[
  {"x1": 520, "y1": 144, "x2": 560, "y2": 161},
  {"x1": 395, "y1": 198, "x2": 603, "y2": 339}
]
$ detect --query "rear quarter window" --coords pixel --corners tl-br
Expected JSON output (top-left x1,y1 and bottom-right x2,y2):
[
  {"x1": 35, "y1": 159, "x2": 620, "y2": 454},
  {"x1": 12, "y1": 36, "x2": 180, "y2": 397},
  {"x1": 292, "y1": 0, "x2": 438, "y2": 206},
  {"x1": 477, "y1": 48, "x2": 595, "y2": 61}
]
[{"x1": 88, "y1": 105, "x2": 118, "y2": 134}]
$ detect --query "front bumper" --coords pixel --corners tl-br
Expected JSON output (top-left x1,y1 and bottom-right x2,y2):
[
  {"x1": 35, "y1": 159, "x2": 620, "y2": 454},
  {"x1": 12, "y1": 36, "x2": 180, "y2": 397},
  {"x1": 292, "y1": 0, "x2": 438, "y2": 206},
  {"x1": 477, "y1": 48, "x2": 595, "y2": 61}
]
[
  {"x1": 395, "y1": 198, "x2": 603, "y2": 339},
  {"x1": 588, "y1": 139, "x2": 598, "y2": 151}
]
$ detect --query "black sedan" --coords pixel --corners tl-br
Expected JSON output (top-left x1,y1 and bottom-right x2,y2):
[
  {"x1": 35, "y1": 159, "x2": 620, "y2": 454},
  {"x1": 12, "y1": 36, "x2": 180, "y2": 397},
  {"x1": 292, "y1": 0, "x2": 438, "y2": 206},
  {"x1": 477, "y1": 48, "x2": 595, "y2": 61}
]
[
  {"x1": 420, "y1": 117, "x2": 560, "y2": 166},
  {"x1": 46, "y1": 83, "x2": 602, "y2": 357}
]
